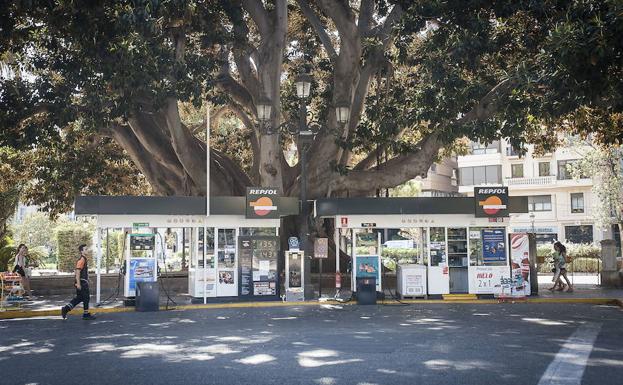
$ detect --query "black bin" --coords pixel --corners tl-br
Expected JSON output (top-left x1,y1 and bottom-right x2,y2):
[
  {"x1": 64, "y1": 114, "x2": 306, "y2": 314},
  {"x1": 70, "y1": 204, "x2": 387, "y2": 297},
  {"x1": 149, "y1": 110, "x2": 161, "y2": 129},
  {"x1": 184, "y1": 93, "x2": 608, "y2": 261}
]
[
  {"x1": 136, "y1": 281, "x2": 159, "y2": 312},
  {"x1": 356, "y1": 277, "x2": 377, "y2": 305}
]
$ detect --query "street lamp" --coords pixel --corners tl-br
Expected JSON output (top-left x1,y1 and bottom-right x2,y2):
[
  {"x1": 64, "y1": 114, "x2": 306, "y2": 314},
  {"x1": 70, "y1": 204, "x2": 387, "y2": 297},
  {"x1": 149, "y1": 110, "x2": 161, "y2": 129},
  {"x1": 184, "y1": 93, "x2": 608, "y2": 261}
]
[
  {"x1": 257, "y1": 73, "x2": 350, "y2": 299},
  {"x1": 529, "y1": 212, "x2": 536, "y2": 234}
]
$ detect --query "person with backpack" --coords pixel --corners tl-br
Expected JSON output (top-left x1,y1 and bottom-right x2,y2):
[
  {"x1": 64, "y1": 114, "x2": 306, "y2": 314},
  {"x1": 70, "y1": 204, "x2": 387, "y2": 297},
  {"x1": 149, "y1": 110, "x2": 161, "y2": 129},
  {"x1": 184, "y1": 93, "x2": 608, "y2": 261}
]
[{"x1": 61, "y1": 244, "x2": 96, "y2": 320}]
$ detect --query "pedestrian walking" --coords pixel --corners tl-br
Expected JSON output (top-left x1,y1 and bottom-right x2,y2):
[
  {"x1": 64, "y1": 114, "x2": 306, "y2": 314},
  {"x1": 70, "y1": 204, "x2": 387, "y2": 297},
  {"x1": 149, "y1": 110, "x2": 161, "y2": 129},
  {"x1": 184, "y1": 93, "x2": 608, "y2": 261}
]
[
  {"x1": 548, "y1": 241, "x2": 573, "y2": 292},
  {"x1": 61, "y1": 244, "x2": 96, "y2": 320},
  {"x1": 12, "y1": 244, "x2": 32, "y2": 298}
]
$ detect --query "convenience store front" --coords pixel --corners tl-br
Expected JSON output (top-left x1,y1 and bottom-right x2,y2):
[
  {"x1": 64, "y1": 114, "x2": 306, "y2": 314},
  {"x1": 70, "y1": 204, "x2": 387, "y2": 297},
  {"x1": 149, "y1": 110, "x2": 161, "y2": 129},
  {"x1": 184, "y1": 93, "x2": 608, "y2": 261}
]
[{"x1": 316, "y1": 193, "x2": 528, "y2": 295}]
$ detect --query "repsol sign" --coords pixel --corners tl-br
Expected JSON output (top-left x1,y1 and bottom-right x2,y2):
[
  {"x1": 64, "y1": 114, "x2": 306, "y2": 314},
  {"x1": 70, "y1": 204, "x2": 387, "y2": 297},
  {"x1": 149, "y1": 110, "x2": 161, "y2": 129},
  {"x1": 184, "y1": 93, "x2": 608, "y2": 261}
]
[
  {"x1": 246, "y1": 187, "x2": 280, "y2": 219},
  {"x1": 474, "y1": 186, "x2": 509, "y2": 218},
  {"x1": 248, "y1": 189, "x2": 278, "y2": 195},
  {"x1": 476, "y1": 188, "x2": 506, "y2": 194}
]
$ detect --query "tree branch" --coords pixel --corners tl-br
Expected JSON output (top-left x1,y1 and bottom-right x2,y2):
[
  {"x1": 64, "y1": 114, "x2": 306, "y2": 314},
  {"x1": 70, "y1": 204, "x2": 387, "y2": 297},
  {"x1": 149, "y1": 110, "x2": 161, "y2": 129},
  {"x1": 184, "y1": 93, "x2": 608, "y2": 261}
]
[
  {"x1": 242, "y1": 0, "x2": 271, "y2": 37},
  {"x1": 296, "y1": 0, "x2": 338, "y2": 60},
  {"x1": 371, "y1": 4, "x2": 404, "y2": 45},
  {"x1": 357, "y1": 0, "x2": 375, "y2": 36},
  {"x1": 327, "y1": 132, "x2": 442, "y2": 196}
]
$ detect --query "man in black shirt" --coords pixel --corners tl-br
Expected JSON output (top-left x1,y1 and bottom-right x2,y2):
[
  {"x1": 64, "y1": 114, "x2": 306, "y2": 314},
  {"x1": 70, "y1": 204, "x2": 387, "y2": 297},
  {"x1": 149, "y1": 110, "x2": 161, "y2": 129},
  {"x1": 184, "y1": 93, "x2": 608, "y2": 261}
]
[{"x1": 61, "y1": 244, "x2": 96, "y2": 320}]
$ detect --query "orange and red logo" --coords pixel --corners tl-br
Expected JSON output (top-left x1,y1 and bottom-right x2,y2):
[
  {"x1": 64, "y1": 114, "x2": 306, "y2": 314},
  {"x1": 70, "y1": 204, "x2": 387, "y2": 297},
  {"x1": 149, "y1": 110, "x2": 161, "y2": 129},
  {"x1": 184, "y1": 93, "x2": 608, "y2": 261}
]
[
  {"x1": 478, "y1": 196, "x2": 507, "y2": 215},
  {"x1": 249, "y1": 196, "x2": 278, "y2": 216}
]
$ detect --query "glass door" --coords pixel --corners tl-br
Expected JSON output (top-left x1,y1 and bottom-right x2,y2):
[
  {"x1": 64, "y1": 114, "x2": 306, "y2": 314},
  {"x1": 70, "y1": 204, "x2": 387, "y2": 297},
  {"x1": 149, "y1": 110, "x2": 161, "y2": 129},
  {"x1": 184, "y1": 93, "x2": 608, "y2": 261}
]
[
  {"x1": 427, "y1": 227, "x2": 449, "y2": 294},
  {"x1": 216, "y1": 228, "x2": 237, "y2": 297}
]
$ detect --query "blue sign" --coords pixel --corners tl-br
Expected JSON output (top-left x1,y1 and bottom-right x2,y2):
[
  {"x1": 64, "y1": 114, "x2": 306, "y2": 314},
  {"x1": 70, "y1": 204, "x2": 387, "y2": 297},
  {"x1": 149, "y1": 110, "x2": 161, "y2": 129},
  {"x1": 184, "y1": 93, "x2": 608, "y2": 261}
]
[
  {"x1": 482, "y1": 228, "x2": 506, "y2": 264},
  {"x1": 356, "y1": 256, "x2": 379, "y2": 280},
  {"x1": 129, "y1": 258, "x2": 156, "y2": 291},
  {"x1": 288, "y1": 237, "x2": 300, "y2": 251}
]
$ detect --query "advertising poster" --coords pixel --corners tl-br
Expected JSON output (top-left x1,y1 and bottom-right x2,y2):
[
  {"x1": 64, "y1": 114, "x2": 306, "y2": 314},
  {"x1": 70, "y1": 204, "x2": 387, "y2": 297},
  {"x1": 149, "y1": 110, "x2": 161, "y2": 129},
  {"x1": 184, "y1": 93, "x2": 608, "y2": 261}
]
[
  {"x1": 510, "y1": 233, "x2": 531, "y2": 296},
  {"x1": 469, "y1": 266, "x2": 509, "y2": 294},
  {"x1": 129, "y1": 258, "x2": 156, "y2": 291},
  {"x1": 238, "y1": 236, "x2": 279, "y2": 297},
  {"x1": 481, "y1": 228, "x2": 506, "y2": 264},
  {"x1": 218, "y1": 270, "x2": 234, "y2": 284},
  {"x1": 356, "y1": 256, "x2": 379, "y2": 279},
  {"x1": 238, "y1": 238, "x2": 253, "y2": 296}
]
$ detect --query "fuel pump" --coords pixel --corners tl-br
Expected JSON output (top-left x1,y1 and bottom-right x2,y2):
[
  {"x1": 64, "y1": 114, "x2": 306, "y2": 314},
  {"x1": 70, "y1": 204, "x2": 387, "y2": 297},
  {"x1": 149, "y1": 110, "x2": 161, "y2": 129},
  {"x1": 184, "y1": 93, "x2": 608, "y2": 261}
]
[
  {"x1": 123, "y1": 228, "x2": 158, "y2": 298},
  {"x1": 285, "y1": 251, "x2": 304, "y2": 302}
]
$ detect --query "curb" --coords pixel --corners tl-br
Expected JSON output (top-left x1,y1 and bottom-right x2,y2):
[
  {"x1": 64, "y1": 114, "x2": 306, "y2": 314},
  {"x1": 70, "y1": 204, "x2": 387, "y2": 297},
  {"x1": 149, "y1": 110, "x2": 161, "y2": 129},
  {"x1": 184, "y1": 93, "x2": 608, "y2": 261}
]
[{"x1": 1, "y1": 297, "x2": 621, "y2": 320}]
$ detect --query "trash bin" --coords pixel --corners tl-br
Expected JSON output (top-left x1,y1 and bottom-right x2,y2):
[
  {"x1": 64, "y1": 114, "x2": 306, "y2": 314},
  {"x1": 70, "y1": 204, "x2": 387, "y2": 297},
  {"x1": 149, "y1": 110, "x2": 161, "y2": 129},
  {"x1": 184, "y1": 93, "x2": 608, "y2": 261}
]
[
  {"x1": 136, "y1": 281, "x2": 159, "y2": 312},
  {"x1": 356, "y1": 277, "x2": 377, "y2": 305}
]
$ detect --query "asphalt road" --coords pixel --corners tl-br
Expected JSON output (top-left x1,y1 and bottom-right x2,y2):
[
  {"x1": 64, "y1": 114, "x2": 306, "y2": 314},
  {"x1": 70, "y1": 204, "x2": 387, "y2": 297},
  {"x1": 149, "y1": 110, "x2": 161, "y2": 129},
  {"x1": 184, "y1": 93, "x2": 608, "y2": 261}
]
[{"x1": 1, "y1": 303, "x2": 622, "y2": 385}]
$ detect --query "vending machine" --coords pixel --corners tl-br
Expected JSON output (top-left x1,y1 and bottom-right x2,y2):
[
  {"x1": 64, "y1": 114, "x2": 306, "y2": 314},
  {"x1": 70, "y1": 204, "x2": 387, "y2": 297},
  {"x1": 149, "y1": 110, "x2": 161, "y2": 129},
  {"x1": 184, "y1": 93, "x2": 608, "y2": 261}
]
[
  {"x1": 285, "y1": 250, "x2": 304, "y2": 302},
  {"x1": 124, "y1": 230, "x2": 158, "y2": 298}
]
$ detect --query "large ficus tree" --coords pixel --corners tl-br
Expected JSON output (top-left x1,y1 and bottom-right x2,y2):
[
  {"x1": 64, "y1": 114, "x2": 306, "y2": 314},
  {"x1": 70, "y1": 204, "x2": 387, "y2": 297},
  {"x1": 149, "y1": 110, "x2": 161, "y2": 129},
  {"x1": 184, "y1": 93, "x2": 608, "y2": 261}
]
[{"x1": 1, "y1": 0, "x2": 622, "y2": 214}]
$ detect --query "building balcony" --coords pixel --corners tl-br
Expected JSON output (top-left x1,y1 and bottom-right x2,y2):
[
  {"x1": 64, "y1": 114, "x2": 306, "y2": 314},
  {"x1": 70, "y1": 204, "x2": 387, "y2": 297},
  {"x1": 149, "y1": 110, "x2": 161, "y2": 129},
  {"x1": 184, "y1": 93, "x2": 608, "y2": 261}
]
[{"x1": 504, "y1": 176, "x2": 556, "y2": 186}]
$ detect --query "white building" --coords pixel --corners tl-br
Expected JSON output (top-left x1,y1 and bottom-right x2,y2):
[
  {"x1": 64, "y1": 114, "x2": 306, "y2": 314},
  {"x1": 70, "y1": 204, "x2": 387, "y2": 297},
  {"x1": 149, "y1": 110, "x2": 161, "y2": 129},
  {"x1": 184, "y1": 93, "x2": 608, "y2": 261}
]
[
  {"x1": 457, "y1": 139, "x2": 602, "y2": 245},
  {"x1": 414, "y1": 157, "x2": 460, "y2": 197}
]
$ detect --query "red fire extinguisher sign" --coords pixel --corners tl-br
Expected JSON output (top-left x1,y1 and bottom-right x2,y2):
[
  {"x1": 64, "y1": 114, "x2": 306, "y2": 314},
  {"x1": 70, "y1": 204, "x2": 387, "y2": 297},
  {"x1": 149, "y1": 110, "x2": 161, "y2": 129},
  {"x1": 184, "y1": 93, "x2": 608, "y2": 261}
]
[{"x1": 335, "y1": 272, "x2": 341, "y2": 288}]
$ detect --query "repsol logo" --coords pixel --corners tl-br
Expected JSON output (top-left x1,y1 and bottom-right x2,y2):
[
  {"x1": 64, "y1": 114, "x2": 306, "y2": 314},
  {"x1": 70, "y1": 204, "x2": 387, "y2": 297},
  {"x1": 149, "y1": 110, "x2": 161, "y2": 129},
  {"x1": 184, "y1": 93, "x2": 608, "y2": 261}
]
[
  {"x1": 477, "y1": 188, "x2": 506, "y2": 194},
  {"x1": 248, "y1": 189, "x2": 278, "y2": 195}
]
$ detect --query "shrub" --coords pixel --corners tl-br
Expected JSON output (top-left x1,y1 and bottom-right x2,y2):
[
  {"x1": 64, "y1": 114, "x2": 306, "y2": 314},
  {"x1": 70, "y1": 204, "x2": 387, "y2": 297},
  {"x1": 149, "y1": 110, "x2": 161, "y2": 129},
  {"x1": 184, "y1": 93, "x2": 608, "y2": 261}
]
[
  {"x1": 55, "y1": 224, "x2": 93, "y2": 273},
  {"x1": 568, "y1": 257, "x2": 601, "y2": 273}
]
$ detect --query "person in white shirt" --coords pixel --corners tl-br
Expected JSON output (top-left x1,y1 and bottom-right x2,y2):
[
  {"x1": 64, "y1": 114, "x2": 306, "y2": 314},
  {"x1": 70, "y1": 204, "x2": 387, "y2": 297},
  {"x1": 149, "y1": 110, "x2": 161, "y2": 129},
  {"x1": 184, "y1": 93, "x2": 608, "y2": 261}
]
[{"x1": 12, "y1": 244, "x2": 32, "y2": 298}]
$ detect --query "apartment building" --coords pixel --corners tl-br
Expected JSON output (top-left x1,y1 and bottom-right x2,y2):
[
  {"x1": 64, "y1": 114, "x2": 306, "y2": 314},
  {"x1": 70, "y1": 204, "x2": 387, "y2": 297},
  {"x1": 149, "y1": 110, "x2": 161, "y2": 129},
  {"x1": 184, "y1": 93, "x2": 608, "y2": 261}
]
[
  {"x1": 457, "y1": 139, "x2": 602, "y2": 245},
  {"x1": 416, "y1": 157, "x2": 460, "y2": 197}
]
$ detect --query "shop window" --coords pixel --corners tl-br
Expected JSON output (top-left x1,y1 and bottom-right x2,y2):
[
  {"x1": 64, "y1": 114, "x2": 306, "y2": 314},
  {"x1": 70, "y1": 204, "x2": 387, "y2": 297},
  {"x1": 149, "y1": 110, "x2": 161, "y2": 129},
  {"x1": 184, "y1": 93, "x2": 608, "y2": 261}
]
[
  {"x1": 217, "y1": 229, "x2": 236, "y2": 268},
  {"x1": 511, "y1": 164, "x2": 524, "y2": 178},
  {"x1": 539, "y1": 162, "x2": 551, "y2": 177},
  {"x1": 536, "y1": 233, "x2": 558, "y2": 245},
  {"x1": 528, "y1": 195, "x2": 552, "y2": 212},
  {"x1": 469, "y1": 228, "x2": 484, "y2": 266},
  {"x1": 447, "y1": 228, "x2": 467, "y2": 267},
  {"x1": 564, "y1": 225, "x2": 593, "y2": 244},
  {"x1": 570, "y1": 193, "x2": 584, "y2": 213},
  {"x1": 429, "y1": 227, "x2": 446, "y2": 266},
  {"x1": 382, "y1": 228, "x2": 428, "y2": 266}
]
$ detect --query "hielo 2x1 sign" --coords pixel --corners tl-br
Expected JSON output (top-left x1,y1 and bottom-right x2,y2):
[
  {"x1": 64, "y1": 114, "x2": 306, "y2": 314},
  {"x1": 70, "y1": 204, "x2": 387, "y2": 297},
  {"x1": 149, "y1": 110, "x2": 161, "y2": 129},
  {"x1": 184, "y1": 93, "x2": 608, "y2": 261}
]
[{"x1": 474, "y1": 186, "x2": 509, "y2": 218}]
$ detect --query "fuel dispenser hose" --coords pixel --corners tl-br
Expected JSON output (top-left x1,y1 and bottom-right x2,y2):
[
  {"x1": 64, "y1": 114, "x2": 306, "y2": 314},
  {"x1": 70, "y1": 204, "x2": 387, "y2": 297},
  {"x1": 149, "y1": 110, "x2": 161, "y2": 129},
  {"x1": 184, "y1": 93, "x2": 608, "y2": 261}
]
[
  {"x1": 96, "y1": 231, "x2": 127, "y2": 307},
  {"x1": 156, "y1": 232, "x2": 177, "y2": 310}
]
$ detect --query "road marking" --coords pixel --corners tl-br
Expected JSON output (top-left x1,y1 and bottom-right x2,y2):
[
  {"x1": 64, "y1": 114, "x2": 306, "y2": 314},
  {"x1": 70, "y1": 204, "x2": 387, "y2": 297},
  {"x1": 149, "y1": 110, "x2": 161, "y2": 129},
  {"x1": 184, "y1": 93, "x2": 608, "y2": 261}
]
[{"x1": 538, "y1": 322, "x2": 601, "y2": 385}]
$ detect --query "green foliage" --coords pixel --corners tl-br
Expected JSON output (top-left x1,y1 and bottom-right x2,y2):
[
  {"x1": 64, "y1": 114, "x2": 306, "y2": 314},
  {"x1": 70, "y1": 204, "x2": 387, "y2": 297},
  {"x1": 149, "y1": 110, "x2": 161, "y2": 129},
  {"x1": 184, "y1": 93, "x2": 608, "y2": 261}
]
[
  {"x1": 538, "y1": 242, "x2": 601, "y2": 273},
  {"x1": 102, "y1": 231, "x2": 125, "y2": 271},
  {"x1": 11, "y1": 211, "x2": 61, "y2": 256},
  {"x1": 569, "y1": 258, "x2": 601, "y2": 274},
  {"x1": 55, "y1": 223, "x2": 94, "y2": 273},
  {"x1": 0, "y1": 234, "x2": 14, "y2": 272}
]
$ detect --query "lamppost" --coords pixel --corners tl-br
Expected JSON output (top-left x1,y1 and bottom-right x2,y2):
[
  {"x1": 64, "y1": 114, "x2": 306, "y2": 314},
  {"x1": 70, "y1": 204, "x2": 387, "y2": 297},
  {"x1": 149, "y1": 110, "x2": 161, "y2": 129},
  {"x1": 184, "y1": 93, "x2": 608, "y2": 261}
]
[{"x1": 256, "y1": 73, "x2": 350, "y2": 299}]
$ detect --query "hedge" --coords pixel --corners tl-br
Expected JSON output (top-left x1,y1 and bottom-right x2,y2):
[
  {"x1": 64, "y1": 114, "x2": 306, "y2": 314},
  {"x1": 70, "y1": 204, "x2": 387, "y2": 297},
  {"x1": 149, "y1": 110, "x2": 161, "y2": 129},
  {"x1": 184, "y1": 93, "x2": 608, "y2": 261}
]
[{"x1": 55, "y1": 224, "x2": 93, "y2": 273}]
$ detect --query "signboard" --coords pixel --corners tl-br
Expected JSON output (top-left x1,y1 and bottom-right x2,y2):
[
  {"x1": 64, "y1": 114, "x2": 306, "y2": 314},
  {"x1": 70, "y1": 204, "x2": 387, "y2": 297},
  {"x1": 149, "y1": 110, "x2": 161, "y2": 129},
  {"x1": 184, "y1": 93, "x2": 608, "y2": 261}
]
[
  {"x1": 314, "y1": 238, "x2": 328, "y2": 259},
  {"x1": 474, "y1": 187, "x2": 509, "y2": 218},
  {"x1": 132, "y1": 222, "x2": 149, "y2": 228},
  {"x1": 361, "y1": 223, "x2": 376, "y2": 228},
  {"x1": 510, "y1": 233, "x2": 531, "y2": 296},
  {"x1": 130, "y1": 234, "x2": 155, "y2": 250},
  {"x1": 356, "y1": 256, "x2": 379, "y2": 279},
  {"x1": 482, "y1": 228, "x2": 506, "y2": 264},
  {"x1": 128, "y1": 258, "x2": 156, "y2": 291},
  {"x1": 288, "y1": 237, "x2": 300, "y2": 251},
  {"x1": 511, "y1": 226, "x2": 558, "y2": 234},
  {"x1": 245, "y1": 187, "x2": 280, "y2": 219},
  {"x1": 340, "y1": 217, "x2": 348, "y2": 227},
  {"x1": 238, "y1": 236, "x2": 279, "y2": 297},
  {"x1": 469, "y1": 266, "x2": 508, "y2": 294}
]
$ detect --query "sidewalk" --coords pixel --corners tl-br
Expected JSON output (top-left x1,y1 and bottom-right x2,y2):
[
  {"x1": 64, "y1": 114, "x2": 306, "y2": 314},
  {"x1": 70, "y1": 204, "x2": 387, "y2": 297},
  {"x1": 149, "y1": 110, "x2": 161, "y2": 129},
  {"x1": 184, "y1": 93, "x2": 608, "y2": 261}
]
[{"x1": 2, "y1": 285, "x2": 622, "y2": 320}]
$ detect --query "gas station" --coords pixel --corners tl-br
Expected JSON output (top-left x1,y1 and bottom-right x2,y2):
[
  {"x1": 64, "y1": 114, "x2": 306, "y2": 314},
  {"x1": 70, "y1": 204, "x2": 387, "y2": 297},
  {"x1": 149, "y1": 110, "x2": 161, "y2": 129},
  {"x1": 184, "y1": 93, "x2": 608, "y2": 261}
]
[
  {"x1": 75, "y1": 186, "x2": 532, "y2": 306},
  {"x1": 315, "y1": 187, "x2": 532, "y2": 299},
  {"x1": 75, "y1": 193, "x2": 298, "y2": 305}
]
